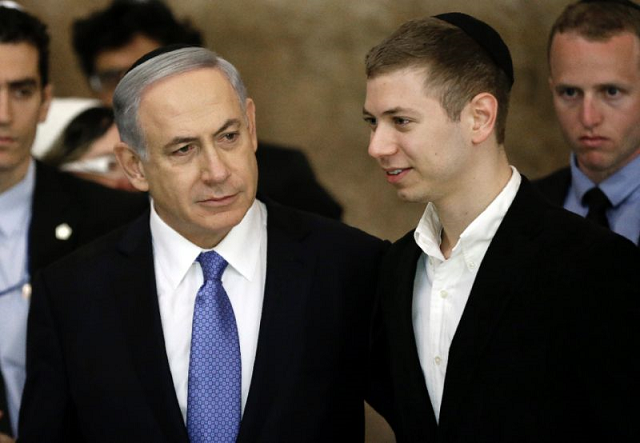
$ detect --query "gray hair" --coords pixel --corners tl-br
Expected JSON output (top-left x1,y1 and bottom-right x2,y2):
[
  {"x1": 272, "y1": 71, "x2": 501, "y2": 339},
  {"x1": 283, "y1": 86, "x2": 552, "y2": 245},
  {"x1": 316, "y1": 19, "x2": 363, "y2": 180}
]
[{"x1": 113, "y1": 46, "x2": 248, "y2": 158}]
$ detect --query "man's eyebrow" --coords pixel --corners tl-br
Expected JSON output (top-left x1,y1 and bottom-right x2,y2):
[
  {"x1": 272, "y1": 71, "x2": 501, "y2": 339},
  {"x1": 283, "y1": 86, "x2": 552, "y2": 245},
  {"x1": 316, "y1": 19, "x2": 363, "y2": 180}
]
[
  {"x1": 381, "y1": 107, "x2": 417, "y2": 115},
  {"x1": 362, "y1": 106, "x2": 418, "y2": 116},
  {"x1": 163, "y1": 118, "x2": 243, "y2": 150},
  {"x1": 213, "y1": 118, "x2": 242, "y2": 136},
  {"x1": 7, "y1": 78, "x2": 38, "y2": 89}
]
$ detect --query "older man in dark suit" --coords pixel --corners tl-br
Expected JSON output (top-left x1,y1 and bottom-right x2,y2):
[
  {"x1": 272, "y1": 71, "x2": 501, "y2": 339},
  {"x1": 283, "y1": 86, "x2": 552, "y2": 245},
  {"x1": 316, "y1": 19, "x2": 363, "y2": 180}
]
[
  {"x1": 19, "y1": 46, "x2": 385, "y2": 442},
  {"x1": 363, "y1": 13, "x2": 640, "y2": 443},
  {"x1": 0, "y1": 6, "x2": 145, "y2": 440}
]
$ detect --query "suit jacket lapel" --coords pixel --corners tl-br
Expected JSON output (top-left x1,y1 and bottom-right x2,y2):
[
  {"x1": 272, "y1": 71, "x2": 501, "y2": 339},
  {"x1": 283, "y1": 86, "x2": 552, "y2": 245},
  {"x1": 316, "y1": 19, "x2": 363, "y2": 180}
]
[
  {"x1": 237, "y1": 201, "x2": 314, "y2": 442},
  {"x1": 389, "y1": 236, "x2": 439, "y2": 434},
  {"x1": 28, "y1": 161, "x2": 78, "y2": 275},
  {"x1": 0, "y1": 370, "x2": 11, "y2": 436},
  {"x1": 113, "y1": 214, "x2": 190, "y2": 443},
  {"x1": 439, "y1": 178, "x2": 544, "y2": 427}
]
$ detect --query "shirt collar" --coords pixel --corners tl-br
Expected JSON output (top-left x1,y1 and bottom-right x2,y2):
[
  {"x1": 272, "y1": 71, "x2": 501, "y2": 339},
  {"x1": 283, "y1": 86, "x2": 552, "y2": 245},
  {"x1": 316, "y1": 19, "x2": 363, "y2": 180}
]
[
  {"x1": 0, "y1": 159, "x2": 35, "y2": 237},
  {"x1": 414, "y1": 166, "x2": 521, "y2": 268},
  {"x1": 150, "y1": 198, "x2": 265, "y2": 292},
  {"x1": 569, "y1": 152, "x2": 640, "y2": 208}
]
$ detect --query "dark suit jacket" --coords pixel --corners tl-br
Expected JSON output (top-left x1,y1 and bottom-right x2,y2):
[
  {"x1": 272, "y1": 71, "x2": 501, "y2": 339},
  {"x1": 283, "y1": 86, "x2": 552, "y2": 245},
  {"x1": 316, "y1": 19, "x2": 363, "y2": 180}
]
[
  {"x1": 368, "y1": 178, "x2": 640, "y2": 443},
  {"x1": 19, "y1": 199, "x2": 386, "y2": 442},
  {"x1": 532, "y1": 166, "x2": 571, "y2": 207},
  {"x1": 256, "y1": 142, "x2": 342, "y2": 220},
  {"x1": 28, "y1": 160, "x2": 148, "y2": 275},
  {"x1": 0, "y1": 161, "x2": 146, "y2": 436}
]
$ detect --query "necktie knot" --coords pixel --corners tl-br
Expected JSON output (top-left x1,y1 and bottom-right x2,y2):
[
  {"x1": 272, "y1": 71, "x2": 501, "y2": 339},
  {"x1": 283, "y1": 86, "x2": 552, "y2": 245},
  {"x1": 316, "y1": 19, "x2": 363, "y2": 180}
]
[
  {"x1": 582, "y1": 187, "x2": 611, "y2": 229},
  {"x1": 197, "y1": 251, "x2": 228, "y2": 282}
]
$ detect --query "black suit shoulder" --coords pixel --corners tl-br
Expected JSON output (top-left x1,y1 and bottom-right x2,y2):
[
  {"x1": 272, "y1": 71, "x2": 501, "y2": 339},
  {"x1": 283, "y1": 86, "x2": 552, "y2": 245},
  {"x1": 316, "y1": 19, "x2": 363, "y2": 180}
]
[
  {"x1": 29, "y1": 161, "x2": 148, "y2": 273},
  {"x1": 531, "y1": 166, "x2": 571, "y2": 206},
  {"x1": 256, "y1": 142, "x2": 343, "y2": 220},
  {"x1": 264, "y1": 196, "x2": 387, "y2": 262}
]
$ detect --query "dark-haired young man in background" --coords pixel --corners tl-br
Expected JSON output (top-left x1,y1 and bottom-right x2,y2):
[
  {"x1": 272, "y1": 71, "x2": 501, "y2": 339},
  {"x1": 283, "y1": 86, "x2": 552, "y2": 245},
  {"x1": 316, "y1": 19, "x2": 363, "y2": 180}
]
[
  {"x1": 0, "y1": 4, "x2": 146, "y2": 440},
  {"x1": 71, "y1": 0, "x2": 343, "y2": 219},
  {"x1": 364, "y1": 12, "x2": 640, "y2": 443},
  {"x1": 535, "y1": 0, "x2": 640, "y2": 245}
]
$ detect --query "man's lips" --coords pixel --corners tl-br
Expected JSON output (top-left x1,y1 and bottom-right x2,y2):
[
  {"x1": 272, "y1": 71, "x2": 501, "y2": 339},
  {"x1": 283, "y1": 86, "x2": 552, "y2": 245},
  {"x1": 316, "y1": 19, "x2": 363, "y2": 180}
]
[
  {"x1": 198, "y1": 193, "x2": 238, "y2": 206},
  {"x1": 383, "y1": 167, "x2": 411, "y2": 184},
  {"x1": 0, "y1": 136, "x2": 16, "y2": 145},
  {"x1": 579, "y1": 135, "x2": 609, "y2": 148}
]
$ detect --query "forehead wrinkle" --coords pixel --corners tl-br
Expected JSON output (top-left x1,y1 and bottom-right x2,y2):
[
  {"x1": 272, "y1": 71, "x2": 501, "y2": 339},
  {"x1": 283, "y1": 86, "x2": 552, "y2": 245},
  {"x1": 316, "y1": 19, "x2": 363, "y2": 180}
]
[{"x1": 139, "y1": 75, "x2": 244, "y2": 149}]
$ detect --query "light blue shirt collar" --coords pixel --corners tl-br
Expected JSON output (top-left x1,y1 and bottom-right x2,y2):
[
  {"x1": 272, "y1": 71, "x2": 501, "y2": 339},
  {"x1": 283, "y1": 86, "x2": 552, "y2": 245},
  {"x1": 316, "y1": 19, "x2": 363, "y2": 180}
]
[
  {"x1": 0, "y1": 159, "x2": 35, "y2": 238},
  {"x1": 569, "y1": 153, "x2": 640, "y2": 208}
]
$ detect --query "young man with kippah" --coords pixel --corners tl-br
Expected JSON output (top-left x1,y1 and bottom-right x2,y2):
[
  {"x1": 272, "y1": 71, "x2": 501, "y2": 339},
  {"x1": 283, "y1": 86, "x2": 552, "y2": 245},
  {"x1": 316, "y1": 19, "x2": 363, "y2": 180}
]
[
  {"x1": 364, "y1": 12, "x2": 639, "y2": 443},
  {"x1": 535, "y1": 0, "x2": 640, "y2": 245}
]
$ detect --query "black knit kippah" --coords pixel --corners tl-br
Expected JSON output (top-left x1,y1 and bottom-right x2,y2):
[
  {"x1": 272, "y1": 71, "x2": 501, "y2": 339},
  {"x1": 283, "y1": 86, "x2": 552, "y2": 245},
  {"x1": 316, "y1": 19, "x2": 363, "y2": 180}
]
[
  {"x1": 125, "y1": 43, "x2": 200, "y2": 75},
  {"x1": 434, "y1": 12, "x2": 514, "y2": 89},
  {"x1": 580, "y1": 0, "x2": 640, "y2": 11}
]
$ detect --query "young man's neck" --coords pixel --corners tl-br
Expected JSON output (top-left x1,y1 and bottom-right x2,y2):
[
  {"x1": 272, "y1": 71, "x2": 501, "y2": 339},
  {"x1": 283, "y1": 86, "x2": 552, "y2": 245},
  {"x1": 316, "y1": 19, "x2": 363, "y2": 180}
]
[
  {"x1": 0, "y1": 158, "x2": 31, "y2": 194},
  {"x1": 436, "y1": 157, "x2": 512, "y2": 259}
]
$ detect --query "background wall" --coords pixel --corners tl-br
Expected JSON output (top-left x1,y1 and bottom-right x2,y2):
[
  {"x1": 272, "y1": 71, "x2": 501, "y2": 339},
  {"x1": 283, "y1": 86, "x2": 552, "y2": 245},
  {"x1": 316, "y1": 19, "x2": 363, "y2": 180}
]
[{"x1": 20, "y1": 1, "x2": 574, "y2": 441}]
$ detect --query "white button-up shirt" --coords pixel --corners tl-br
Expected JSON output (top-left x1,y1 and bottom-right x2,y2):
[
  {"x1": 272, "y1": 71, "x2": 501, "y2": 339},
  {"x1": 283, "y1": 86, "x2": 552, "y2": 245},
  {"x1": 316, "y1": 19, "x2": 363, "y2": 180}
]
[
  {"x1": 412, "y1": 167, "x2": 521, "y2": 421},
  {"x1": 151, "y1": 198, "x2": 267, "y2": 423}
]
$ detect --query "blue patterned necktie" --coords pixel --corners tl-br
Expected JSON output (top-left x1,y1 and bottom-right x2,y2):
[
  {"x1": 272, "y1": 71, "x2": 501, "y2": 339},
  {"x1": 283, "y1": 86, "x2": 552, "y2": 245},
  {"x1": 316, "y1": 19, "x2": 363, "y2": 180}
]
[{"x1": 187, "y1": 251, "x2": 241, "y2": 443}]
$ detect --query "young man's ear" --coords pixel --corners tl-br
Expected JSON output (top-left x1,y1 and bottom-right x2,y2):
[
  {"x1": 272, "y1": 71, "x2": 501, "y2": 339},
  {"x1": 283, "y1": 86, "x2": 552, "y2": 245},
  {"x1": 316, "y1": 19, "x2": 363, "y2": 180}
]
[
  {"x1": 38, "y1": 83, "x2": 54, "y2": 123},
  {"x1": 114, "y1": 142, "x2": 149, "y2": 192},
  {"x1": 467, "y1": 92, "x2": 498, "y2": 145}
]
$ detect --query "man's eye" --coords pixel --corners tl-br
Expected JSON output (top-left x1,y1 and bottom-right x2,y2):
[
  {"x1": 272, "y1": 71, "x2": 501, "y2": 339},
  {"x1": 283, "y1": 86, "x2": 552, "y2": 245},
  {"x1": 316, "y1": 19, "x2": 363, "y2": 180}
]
[
  {"x1": 560, "y1": 87, "x2": 578, "y2": 98},
  {"x1": 393, "y1": 117, "x2": 410, "y2": 126},
  {"x1": 363, "y1": 116, "x2": 377, "y2": 127},
  {"x1": 605, "y1": 87, "x2": 620, "y2": 97},
  {"x1": 174, "y1": 145, "x2": 194, "y2": 155},
  {"x1": 222, "y1": 132, "x2": 239, "y2": 142},
  {"x1": 12, "y1": 87, "x2": 35, "y2": 99}
]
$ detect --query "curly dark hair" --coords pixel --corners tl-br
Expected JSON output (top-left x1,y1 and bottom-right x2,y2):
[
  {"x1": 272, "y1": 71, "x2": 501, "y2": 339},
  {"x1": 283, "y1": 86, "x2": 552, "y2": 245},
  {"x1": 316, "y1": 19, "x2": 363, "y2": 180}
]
[{"x1": 72, "y1": 0, "x2": 203, "y2": 76}]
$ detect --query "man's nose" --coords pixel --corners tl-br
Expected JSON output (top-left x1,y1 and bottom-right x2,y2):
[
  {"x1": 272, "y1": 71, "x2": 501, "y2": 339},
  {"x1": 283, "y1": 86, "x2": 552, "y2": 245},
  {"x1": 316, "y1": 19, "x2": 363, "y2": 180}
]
[
  {"x1": 579, "y1": 96, "x2": 603, "y2": 129},
  {"x1": 201, "y1": 147, "x2": 231, "y2": 184},
  {"x1": 367, "y1": 126, "x2": 398, "y2": 160}
]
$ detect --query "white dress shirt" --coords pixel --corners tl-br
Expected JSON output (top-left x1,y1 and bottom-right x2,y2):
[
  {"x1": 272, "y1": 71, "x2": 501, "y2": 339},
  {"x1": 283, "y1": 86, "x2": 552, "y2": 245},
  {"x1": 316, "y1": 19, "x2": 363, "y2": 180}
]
[
  {"x1": 0, "y1": 159, "x2": 34, "y2": 436},
  {"x1": 412, "y1": 167, "x2": 521, "y2": 421},
  {"x1": 150, "y1": 199, "x2": 267, "y2": 423}
]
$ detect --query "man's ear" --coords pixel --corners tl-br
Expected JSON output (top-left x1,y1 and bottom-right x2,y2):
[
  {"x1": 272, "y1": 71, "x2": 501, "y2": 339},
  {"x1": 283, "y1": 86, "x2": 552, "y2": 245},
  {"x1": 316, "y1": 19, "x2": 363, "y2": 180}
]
[
  {"x1": 245, "y1": 98, "x2": 258, "y2": 152},
  {"x1": 38, "y1": 83, "x2": 53, "y2": 123},
  {"x1": 114, "y1": 142, "x2": 149, "y2": 192},
  {"x1": 467, "y1": 92, "x2": 498, "y2": 145}
]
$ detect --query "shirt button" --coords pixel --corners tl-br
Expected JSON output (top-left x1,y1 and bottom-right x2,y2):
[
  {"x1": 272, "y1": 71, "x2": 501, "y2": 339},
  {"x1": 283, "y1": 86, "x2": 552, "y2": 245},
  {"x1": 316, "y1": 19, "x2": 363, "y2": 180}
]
[
  {"x1": 440, "y1": 290, "x2": 448, "y2": 299},
  {"x1": 468, "y1": 261, "x2": 477, "y2": 269},
  {"x1": 435, "y1": 356, "x2": 442, "y2": 365}
]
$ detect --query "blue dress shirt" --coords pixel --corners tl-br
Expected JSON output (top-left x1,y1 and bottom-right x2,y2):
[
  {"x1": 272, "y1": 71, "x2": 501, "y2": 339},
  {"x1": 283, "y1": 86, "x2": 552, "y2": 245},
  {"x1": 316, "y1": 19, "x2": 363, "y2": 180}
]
[
  {"x1": 0, "y1": 160, "x2": 34, "y2": 436},
  {"x1": 564, "y1": 153, "x2": 640, "y2": 245}
]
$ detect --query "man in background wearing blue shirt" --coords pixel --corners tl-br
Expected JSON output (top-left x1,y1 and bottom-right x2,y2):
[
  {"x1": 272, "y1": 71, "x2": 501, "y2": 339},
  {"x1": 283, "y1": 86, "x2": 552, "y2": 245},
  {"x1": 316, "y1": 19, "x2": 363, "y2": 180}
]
[
  {"x1": 0, "y1": 5, "x2": 145, "y2": 440},
  {"x1": 535, "y1": 0, "x2": 640, "y2": 245}
]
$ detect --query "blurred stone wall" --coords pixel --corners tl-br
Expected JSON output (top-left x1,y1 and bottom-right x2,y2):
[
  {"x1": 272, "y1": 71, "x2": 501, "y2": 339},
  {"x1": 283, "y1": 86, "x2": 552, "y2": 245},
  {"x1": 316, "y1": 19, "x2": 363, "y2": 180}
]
[{"x1": 20, "y1": 1, "x2": 575, "y2": 441}]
